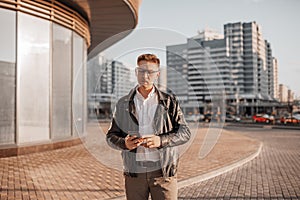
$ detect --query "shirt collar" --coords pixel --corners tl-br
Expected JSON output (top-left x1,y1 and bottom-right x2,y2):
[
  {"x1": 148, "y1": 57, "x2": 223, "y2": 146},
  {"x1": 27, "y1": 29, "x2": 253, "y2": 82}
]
[
  {"x1": 125, "y1": 84, "x2": 167, "y2": 103},
  {"x1": 135, "y1": 86, "x2": 156, "y2": 100}
]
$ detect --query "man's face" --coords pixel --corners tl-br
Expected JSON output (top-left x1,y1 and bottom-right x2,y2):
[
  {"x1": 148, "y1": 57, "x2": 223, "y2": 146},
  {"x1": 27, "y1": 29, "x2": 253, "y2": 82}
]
[{"x1": 136, "y1": 60, "x2": 160, "y2": 89}]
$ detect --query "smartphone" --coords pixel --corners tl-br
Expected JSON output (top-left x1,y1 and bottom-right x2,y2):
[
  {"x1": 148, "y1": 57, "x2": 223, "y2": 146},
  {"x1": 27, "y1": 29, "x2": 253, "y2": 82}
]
[
  {"x1": 127, "y1": 131, "x2": 143, "y2": 143},
  {"x1": 128, "y1": 131, "x2": 144, "y2": 143},
  {"x1": 128, "y1": 131, "x2": 139, "y2": 137}
]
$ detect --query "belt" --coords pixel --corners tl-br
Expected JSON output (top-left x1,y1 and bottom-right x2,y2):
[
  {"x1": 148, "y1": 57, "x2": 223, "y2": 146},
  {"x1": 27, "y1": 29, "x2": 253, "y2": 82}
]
[{"x1": 136, "y1": 161, "x2": 161, "y2": 168}]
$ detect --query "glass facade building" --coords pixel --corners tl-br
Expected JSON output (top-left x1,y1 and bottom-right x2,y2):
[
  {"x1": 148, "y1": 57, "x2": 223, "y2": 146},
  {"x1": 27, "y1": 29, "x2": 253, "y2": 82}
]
[
  {"x1": 0, "y1": 0, "x2": 141, "y2": 156},
  {"x1": 0, "y1": 7, "x2": 87, "y2": 145}
]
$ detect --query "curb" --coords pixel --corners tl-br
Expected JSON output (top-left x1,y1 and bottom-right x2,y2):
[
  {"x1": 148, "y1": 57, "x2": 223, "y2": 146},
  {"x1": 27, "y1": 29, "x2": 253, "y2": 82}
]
[
  {"x1": 271, "y1": 126, "x2": 300, "y2": 130},
  {"x1": 225, "y1": 122, "x2": 300, "y2": 130},
  {"x1": 225, "y1": 123, "x2": 265, "y2": 128},
  {"x1": 177, "y1": 141, "x2": 263, "y2": 189}
]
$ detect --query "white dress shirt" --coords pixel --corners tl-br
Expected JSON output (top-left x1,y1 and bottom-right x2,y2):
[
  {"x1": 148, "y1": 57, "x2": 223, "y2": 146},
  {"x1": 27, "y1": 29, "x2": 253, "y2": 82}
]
[{"x1": 134, "y1": 87, "x2": 160, "y2": 161}]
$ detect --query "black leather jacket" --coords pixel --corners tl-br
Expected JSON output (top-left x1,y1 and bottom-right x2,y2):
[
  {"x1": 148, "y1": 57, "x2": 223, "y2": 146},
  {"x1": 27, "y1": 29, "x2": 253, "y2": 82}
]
[{"x1": 106, "y1": 85, "x2": 191, "y2": 178}]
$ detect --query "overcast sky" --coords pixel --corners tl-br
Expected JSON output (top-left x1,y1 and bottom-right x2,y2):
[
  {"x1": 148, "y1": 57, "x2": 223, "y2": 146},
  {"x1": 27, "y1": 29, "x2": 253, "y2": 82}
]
[{"x1": 135, "y1": 0, "x2": 300, "y2": 97}]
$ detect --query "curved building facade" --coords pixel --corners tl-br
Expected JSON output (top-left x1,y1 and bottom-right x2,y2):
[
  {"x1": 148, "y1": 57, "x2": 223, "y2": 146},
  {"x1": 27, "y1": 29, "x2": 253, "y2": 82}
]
[{"x1": 0, "y1": 0, "x2": 141, "y2": 156}]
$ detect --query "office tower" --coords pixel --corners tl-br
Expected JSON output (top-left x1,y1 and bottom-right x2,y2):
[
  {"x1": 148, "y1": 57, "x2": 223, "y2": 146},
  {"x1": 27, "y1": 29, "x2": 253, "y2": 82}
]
[
  {"x1": 87, "y1": 55, "x2": 133, "y2": 118},
  {"x1": 88, "y1": 54, "x2": 111, "y2": 94},
  {"x1": 187, "y1": 36, "x2": 228, "y2": 103},
  {"x1": 167, "y1": 29, "x2": 228, "y2": 114},
  {"x1": 111, "y1": 60, "x2": 134, "y2": 100},
  {"x1": 166, "y1": 43, "x2": 188, "y2": 102},
  {"x1": 279, "y1": 84, "x2": 288, "y2": 103},
  {"x1": 287, "y1": 89, "x2": 294, "y2": 103}
]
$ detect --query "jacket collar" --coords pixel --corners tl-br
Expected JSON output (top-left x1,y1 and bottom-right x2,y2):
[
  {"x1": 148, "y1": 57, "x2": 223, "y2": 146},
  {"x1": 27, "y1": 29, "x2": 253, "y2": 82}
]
[
  {"x1": 124, "y1": 84, "x2": 169, "y2": 128},
  {"x1": 125, "y1": 84, "x2": 168, "y2": 104}
]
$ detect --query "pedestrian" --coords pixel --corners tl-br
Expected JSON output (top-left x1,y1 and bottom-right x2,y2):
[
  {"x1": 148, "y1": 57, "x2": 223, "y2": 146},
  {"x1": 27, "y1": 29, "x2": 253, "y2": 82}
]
[{"x1": 106, "y1": 53, "x2": 191, "y2": 200}]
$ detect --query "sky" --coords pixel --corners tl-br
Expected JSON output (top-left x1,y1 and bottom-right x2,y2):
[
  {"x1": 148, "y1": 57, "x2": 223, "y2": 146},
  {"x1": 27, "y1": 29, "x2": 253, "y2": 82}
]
[{"x1": 134, "y1": 0, "x2": 300, "y2": 98}]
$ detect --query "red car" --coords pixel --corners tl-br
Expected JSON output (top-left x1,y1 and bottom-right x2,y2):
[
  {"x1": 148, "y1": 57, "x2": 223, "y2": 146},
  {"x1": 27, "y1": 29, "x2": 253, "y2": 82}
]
[
  {"x1": 252, "y1": 114, "x2": 274, "y2": 123},
  {"x1": 280, "y1": 116, "x2": 300, "y2": 125}
]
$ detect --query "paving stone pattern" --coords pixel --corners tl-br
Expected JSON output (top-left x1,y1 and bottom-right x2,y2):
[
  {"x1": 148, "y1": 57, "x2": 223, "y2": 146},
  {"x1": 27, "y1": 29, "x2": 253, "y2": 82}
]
[
  {"x1": 0, "y1": 123, "x2": 260, "y2": 200},
  {"x1": 178, "y1": 128, "x2": 300, "y2": 200}
]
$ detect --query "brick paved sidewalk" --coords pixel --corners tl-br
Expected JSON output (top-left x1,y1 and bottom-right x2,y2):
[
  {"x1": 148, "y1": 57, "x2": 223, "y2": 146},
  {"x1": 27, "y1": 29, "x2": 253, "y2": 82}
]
[
  {"x1": 178, "y1": 127, "x2": 300, "y2": 199},
  {"x1": 0, "y1": 122, "x2": 260, "y2": 200}
]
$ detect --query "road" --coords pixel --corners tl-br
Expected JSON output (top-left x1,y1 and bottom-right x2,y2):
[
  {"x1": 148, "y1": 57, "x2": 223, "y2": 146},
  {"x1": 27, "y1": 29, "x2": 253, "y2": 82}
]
[{"x1": 178, "y1": 127, "x2": 300, "y2": 200}]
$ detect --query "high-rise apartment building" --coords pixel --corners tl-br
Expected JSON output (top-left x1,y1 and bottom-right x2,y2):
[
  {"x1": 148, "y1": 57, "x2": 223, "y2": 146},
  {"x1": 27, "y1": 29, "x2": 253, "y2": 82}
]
[
  {"x1": 266, "y1": 41, "x2": 273, "y2": 98},
  {"x1": 167, "y1": 22, "x2": 278, "y2": 116},
  {"x1": 224, "y1": 22, "x2": 270, "y2": 98},
  {"x1": 272, "y1": 57, "x2": 279, "y2": 100}
]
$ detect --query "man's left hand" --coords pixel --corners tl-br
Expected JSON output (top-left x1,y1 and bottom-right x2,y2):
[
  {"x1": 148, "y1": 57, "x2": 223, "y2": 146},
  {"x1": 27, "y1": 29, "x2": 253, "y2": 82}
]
[{"x1": 142, "y1": 136, "x2": 161, "y2": 148}]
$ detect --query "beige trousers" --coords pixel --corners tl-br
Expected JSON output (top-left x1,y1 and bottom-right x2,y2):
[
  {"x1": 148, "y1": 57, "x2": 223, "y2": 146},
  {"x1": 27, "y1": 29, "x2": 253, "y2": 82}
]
[{"x1": 124, "y1": 170, "x2": 177, "y2": 200}]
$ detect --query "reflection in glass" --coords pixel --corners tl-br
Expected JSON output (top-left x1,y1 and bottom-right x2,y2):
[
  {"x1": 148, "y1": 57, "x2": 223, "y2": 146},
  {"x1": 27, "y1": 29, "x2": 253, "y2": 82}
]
[
  {"x1": 52, "y1": 23, "x2": 72, "y2": 139},
  {"x1": 0, "y1": 8, "x2": 16, "y2": 144},
  {"x1": 17, "y1": 13, "x2": 50, "y2": 143},
  {"x1": 83, "y1": 42, "x2": 87, "y2": 136},
  {"x1": 73, "y1": 33, "x2": 84, "y2": 137}
]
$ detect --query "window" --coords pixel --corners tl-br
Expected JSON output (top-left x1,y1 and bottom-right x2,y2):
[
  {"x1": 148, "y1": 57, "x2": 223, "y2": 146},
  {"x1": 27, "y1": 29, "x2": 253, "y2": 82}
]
[
  {"x1": 52, "y1": 23, "x2": 72, "y2": 139},
  {"x1": 17, "y1": 13, "x2": 50, "y2": 143},
  {"x1": 72, "y1": 33, "x2": 84, "y2": 137},
  {"x1": 0, "y1": 8, "x2": 16, "y2": 144}
]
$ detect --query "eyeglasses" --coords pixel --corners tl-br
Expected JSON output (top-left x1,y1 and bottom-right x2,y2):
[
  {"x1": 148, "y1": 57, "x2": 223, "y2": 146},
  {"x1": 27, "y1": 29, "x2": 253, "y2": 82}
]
[{"x1": 135, "y1": 68, "x2": 160, "y2": 76}]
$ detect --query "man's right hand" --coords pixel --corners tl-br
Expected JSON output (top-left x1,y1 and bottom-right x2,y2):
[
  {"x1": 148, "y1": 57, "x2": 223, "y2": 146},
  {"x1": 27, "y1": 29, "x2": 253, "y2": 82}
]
[{"x1": 125, "y1": 135, "x2": 143, "y2": 150}]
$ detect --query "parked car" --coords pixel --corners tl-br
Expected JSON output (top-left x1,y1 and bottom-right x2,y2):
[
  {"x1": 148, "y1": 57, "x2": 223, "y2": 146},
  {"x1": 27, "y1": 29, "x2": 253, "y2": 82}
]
[
  {"x1": 293, "y1": 113, "x2": 300, "y2": 120},
  {"x1": 203, "y1": 113, "x2": 212, "y2": 122},
  {"x1": 280, "y1": 115, "x2": 300, "y2": 125},
  {"x1": 252, "y1": 114, "x2": 274, "y2": 123},
  {"x1": 225, "y1": 114, "x2": 241, "y2": 122},
  {"x1": 185, "y1": 114, "x2": 204, "y2": 122}
]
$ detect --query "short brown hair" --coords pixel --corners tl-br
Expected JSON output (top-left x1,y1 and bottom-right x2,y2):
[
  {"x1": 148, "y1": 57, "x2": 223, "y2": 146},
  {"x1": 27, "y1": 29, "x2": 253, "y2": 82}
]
[{"x1": 137, "y1": 54, "x2": 160, "y2": 66}]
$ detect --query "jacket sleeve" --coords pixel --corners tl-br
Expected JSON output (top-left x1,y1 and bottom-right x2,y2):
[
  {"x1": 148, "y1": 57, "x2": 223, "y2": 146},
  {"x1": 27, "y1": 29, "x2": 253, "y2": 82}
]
[
  {"x1": 106, "y1": 104, "x2": 128, "y2": 151},
  {"x1": 159, "y1": 96, "x2": 191, "y2": 148}
]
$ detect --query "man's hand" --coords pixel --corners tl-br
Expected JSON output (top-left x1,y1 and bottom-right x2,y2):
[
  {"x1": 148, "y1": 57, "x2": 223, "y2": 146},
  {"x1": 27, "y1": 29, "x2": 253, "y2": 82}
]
[
  {"x1": 142, "y1": 135, "x2": 161, "y2": 148},
  {"x1": 125, "y1": 135, "x2": 143, "y2": 150}
]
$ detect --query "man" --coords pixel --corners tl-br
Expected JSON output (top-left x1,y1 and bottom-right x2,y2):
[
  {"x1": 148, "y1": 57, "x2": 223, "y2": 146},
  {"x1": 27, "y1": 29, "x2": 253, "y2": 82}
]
[{"x1": 106, "y1": 53, "x2": 191, "y2": 200}]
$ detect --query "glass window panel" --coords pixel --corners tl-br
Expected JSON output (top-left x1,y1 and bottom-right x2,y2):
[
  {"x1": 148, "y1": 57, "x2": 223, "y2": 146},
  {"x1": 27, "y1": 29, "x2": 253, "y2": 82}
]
[
  {"x1": 0, "y1": 8, "x2": 16, "y2": 63},
  {"x1": 52, "y1": 23, "x2": 72, "y2": 139},
  {"x1": 17, "y1": 13, "x2": 50, "y2": 143},
  {"x1": 83, "y1": 42, "x2": 87, "y2": 136},
  {"x1": 0, "y1": 8, "x2": 16, "y2": 145},
  {"x1": 72, "y1": 33, "x2": 84, "y2": 137}
]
